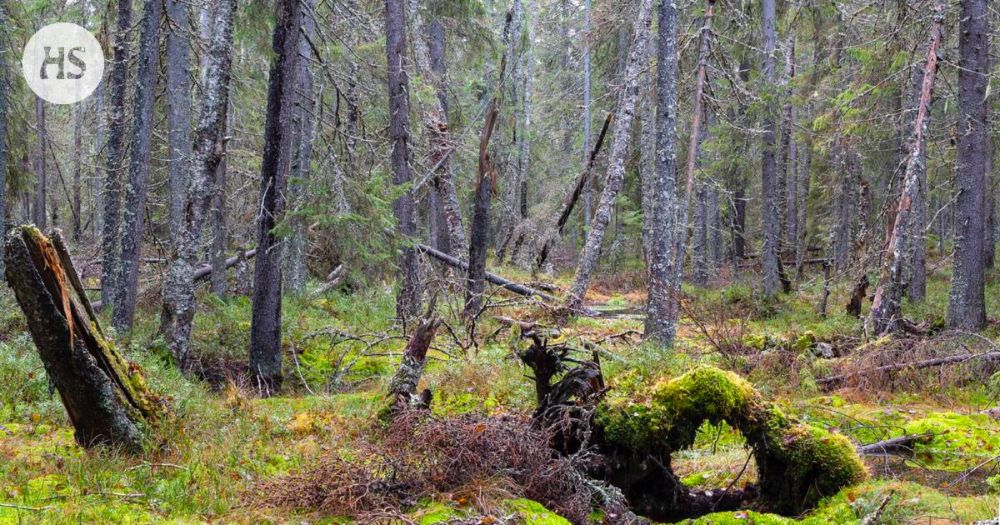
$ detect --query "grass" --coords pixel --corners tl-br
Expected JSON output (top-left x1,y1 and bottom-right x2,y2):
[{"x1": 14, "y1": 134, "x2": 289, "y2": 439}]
[{"x1": 0, "y1": 254, "x2": 999, "y2": 523}]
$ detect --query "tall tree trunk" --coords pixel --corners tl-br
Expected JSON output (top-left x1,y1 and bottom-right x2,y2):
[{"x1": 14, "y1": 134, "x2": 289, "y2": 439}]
[
  {"x1": 93, "y1": 83, "x2": 104, "y2": 240},
  {"x1": 161, "y1": 0, "x2": 237, "y2": 368},
  {"x1": 643, "y1": 0, "x2": 678, "y2": 342},
  {"x1": 904, "y1": 41, "x2": 932, "y2": 302},
  {"x1": 867, "y1": 7, "x2": 942, "y2": 336},
  {"x1": 166, "y1": 0, "x2": 191, "y2": 239},
  {"x1": 581, "y1": 0, "x2": 592, "y2": 235},
  {"x1": 385, "y1": 0, "x2": 420, "y2": 321},
  {"x1": 72, "y1": 103, "x2": 82, "y2": 242},
  {"x1": 248, "y1": 0, "x2": 301, "y2": 392},
  {"x1": 760, "y1": 0, "x2": 781, "y2": 296},
  {"x1": 794, "y1": 128, "x2": 811, "y2": 274},
  {"x1": 0, "y1": 9, "x2": 7, "y2": 270},
  {"x1": 210, "y1": 95, "x2": 231, "y2": 297},
  {"x1": 423, "y1": 16, "x2": 466, "y2": 255},
  {"x1": 285, "y1": 0, "x2": 317, "y2": 294},
  {"x1": 947, "y1": 0, "x2": 988, "y2": 330},
  {"x1": 783, "y1": 38, "x2": 798, "y2": 253},
  {"x1": 34, "y1": 97, "x2": 46, "y2": 229},
  {"x1": 115, "y1": 0, "x2": 163, "y2": 332},
  {"x1": 565, "y1": 0, "x2": 652, "y2": 311},
  {"x1": 463, "y1": 41, "x2": 510, "y2": 320},
  {"x1": 100, "y1": 0, "x2": 132, "y2": 310},
  {"x1": 985, "y1": 139, "x2": 995, "y2": 269}
]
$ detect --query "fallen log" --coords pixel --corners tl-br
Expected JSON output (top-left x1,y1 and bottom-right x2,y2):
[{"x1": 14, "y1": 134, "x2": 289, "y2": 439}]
[
  {"x1": 857, "y1": 434, "x2": 930, "y2": 458},
  {"x1": 4, "y1": 227, "x2": 167, "y2": 452},
  {"x1": 818, "y1": 351, "x2": 1000, "y2": 387},
  {"x1": 92, "y1": 248, "x2": 256, "y2": 310},
  {"x1": 417, "y1": 243, "x2": 559, "y2": 303}
]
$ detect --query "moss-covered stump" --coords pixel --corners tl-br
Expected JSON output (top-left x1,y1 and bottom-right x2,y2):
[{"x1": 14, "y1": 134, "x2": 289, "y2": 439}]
[
  {"x1": 595, "y1": 366, "x2": 866, "y2": 520},
  {"x1": 4, "y1": 226, "x2": 167, "y2": 452}
]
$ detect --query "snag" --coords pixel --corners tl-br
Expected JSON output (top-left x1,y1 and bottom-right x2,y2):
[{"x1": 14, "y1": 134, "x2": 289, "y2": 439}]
[{"x1": 4, "y1": 227, "x2": 167, "y2": 452}]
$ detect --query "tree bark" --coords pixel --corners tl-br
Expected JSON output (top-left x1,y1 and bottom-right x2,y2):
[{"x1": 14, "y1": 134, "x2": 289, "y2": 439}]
[
  {"x1": 385, "y1": 0, "x2": 420, "y2": 321},
  {"x1": 33, "y1": 96, "x2": 46, "y2": 229},
  {"x1": 285, "y1": 0, "x2": 317, "y2": 294},
  {"x1": 867, "y1": 7, "x2": 942, "y2": 336},
  {"x1": 115, "y1": 0, "x2": 163, "y2": 332},
  {"x1": 72, "y1": 103, "x2": 82, "y2": 242},
  {"x1": 643, "y1": 0, "x2": 678, "y2": 342},
  {"x1": 161, "y1": 0, "x2": 236, "y2": 368},
  {"x1": 783, "y1": 38, "x2": 798, "y2": 252},
  {"x1": 463, "y1": 51, "x2": 507, "y2": 320},
  {"x1": 209, "y1": 96, "x2": 231, "y2": 298},
  {"x1": 166, "y1": 0, "x2": 191, "y2": 238},
  {"x1": 0, "y1": 10, "x2": 7, "y2": 270},
  {"x1": 760, "y1": 0, "x2": 781, "y2": 296},
  {"x1": 5, "y1": 227, "x2": 166, "y2": 452},
  {"x1": 100, "y1": 0, "x2": 132, "y2": 310},
  {"x1": 947, "y1": 0, "x2": 988, "y2": 331},
  {"x1": 565, "y1": 0, "x2": 652, "y2": 312},
  {"x1": 249, "y1": 0, "x2": 301, "y2": 393},
  {"x1": 904, "y1": 41, "x2": 931, "y2": 302}
]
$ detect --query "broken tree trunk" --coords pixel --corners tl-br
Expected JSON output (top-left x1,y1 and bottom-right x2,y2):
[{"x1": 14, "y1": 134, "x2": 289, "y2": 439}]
[
  {"x1": 5, "y1": 227, "x2": 167, "y2": 452},
  {"x1": 866, "y1": 6, "x2": 942, "y2": 336},
  {"x1": 534, "y1": 112, "x2": 613, "y2": 272},
  {"x1": 388, "y1": 306, "x2": 441, "y2": 412},
  {"x1": 418, "y1": 243, "x2": 562, "y2": 303}
]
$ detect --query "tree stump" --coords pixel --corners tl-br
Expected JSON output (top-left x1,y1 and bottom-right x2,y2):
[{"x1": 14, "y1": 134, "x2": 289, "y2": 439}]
[{"x1": 4, "y1": 226, "x2": 167, "y2": 452}]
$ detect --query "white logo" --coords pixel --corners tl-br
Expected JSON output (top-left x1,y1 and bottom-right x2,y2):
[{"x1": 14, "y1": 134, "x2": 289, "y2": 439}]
[{"x1": 22, "y1": 23, "x2": 105, "y2": 105}]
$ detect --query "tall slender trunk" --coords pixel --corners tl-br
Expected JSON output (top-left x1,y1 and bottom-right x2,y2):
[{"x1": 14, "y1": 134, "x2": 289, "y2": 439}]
[
  {"x1": 783, "y1": 38, "x2": 798, "y2": 252},
  {"x1": 760, "y1": 0, "x2": 781, "y2": 296},
  {"x1": 643, "y1": 0, "x2": 678, "y2": 342},
  {"x1": 93, "y1": 83, "x2": 104, "y2": 239},
  {"x1": 100, "y1": 0, "x2": 133, "y2": 310},
  {"x1": 385, "y1": 0, "x2": 420, "y2": 321},
  {"x1": 947, "y1": 0, "x2": 988, "y2": 330},
  {"x1": 867, "y1": 6, "x2": 942, "y2": 336},
  {"x1": 285, "y1": 0, "x2": 317, "y2": 294},
  {"x1": 115, "y1": 0, "x2": 163, "y2": 331},
  {"x1": 166, "y1": 0, "x2": 192, "y2": 238},
  {"x1": 566, "y1": 0, "x2": 652, "y2": 311},
  {"x1": 581, "y1": 0, "x2": 592, "y2": 234},
  {"x1": 72, "y1": 103, "x2": 82, "y2": 242},
  {"x1": 249, "y1": 0, "x2": 301, "y2": 392},
  {"x1": 904, "y1": 41, "x2": 932, "y2": 301},
  {"x1": 161, "y1": 0, "x2": 237, "y2": 368},
  {"x1": 33, "y1": 97, "x2": 46, "y2": 229},
  {"x1": 209, "y1": 99, "x2": 230, "y2": 298},
  {"x1": 0, "y1": 10, "x2": 7, "y2": 270}
]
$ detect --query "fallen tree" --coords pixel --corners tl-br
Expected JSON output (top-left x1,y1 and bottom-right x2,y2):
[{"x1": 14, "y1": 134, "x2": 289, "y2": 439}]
[
  {"x1": 818, "y1": 350, "x2": 1000, "y2": 388},
  {"x1": 92, "y1": 248, "x2": 256, "y2": 310},
  {"x1": 417, "y1": 243, "x2": 559, "y2": 303},
  {"x1": 4, "y1": 227, "x2": 168, "y2": 452}
]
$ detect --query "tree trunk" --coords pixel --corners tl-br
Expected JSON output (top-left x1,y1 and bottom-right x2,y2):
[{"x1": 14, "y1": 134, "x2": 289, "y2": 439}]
[
  {"x1": 581, "y1": 0, "x2": 592, "y2": 236},
  {"x1": 100, "y1": 0, "x2": 132, "y2": 310},
  {"x1": 5, "y1": 227, "x2": 166, "y2": 452},
  {"x1": 248, "y1": 0, "x2": 301, "y2": 393},
  {"x1": 783, "y1": 38, "x2": 798, "y2": 252},
  {"x1": 34, "y1": 96, "x2": 46, "y2": 229},
  {"x1": 463, "y1": 47, "x2": 507, "y2": 320},
  {"x1": 210, "y1": 96, "x2": 231, "y2": 298},
  {"x1": 115, "y1": 0, "x2": 163, "y2": 332},
  {"x1": 0, "y1": 11, "x2": 7, "y2": 270},
  {"x1": 385, "y1": 0, "x2": 420, "y2": 321},
  {"x1": 760, "y1": 0, "x2": 781, "y2": 296},
  {"x1": 947, "y1": 0, "x2": 988, "y2": 331},
  {"x1": 566, "y1": 0, "x2": 652, "y2": 311},
  {"x1": 643, "y1": 0, "x2": 678, "y2": 342},
  {"x1": 166, "y1": 0, "x2": 191, "y2": 238},
  {"x1": 72, "y1": 103, "x2": 82, "y2": 242},
  {"x1": 161, "y1": 0, "x2": 236, "y2": 368},
  {"x1": 388, "y1": 312, "x2": 441, "y2": 412},
  {"x1": 285, "y1": 0, "x2": 317, "y2": 294},
  {"x1": 867, "y1": 7, "x2": 942, "y2": 336},
  {"x1": 904, "y1": 41, "x2": 932, "y2": 302}
]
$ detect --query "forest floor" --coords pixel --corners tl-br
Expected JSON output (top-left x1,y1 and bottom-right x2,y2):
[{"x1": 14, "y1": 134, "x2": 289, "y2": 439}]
[{"x1": 2, "y1": 255, "x2": 1000, "y2": 523}]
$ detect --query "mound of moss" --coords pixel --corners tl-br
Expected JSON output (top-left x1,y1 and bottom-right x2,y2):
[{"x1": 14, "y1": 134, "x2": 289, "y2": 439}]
[{"x1": 595, "y1": 366, "x2": 867, "y2": 518}]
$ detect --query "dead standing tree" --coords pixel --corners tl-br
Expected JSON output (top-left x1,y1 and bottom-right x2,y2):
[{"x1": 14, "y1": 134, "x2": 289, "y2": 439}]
[
  {"x1": 867, "y1": 5, "x2": 942, "y2": 336},
  {"x1": 5, "y1": 227, "x2": 167, "y2": 452}
]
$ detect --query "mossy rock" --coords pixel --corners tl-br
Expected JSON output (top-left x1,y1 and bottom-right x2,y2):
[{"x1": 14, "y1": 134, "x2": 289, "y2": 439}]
[
  {"x1": 594, "y1": 366, "x2": 866, "y2": 518},
  {"x1": 505, "y1": 499, "x2": 571, "y2": 525}
]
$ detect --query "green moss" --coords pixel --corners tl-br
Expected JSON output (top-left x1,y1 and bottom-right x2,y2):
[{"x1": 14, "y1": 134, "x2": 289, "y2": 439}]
[
  {"x1": 505, "y1": 499, "x2": 571, "y2": 525},
  {"x1": 651, "y1": 366, "x2": 759, "y2": 449},
  {"x1": 903, "y1": 412, "x2": 1000, "y2": 471},
  {"x1": 412, "y1": 501, "x2": 464, "y2": 524}
]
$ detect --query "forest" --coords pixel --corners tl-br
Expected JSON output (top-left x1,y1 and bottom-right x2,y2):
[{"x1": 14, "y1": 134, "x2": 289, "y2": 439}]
[{"x1": 0, "y1": 0, "x2": 998, "y2": 522}]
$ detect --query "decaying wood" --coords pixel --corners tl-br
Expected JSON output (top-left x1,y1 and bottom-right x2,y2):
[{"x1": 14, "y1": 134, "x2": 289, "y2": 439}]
[
  {"x1": 818, "y1": 350, "x2": 1000, "y2": 387},
  {"x1": 388, "y1": 302, "x2": 442, "y2": 412},
  {"x1": 846, "y1": 274, "x2": 868, "y2": 318},
  {"x1": 4, "y1": 227, "x2": 167, "y2": 452},
  {"x1": 418, "y1": 243, "x2": 560, "y2": 303},
  {"x1": 857, "y1": 434, "x2": 929, "y2": 458},
  {"x1": 534, "y1": 112, "x2": 613, "y2": 272}
]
